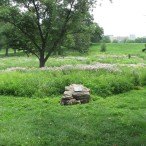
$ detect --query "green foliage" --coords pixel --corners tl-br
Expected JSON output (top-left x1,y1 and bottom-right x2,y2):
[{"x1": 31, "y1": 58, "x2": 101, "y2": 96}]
[
  {"x1": 112, "y1": 39, "x2": 118, "y2": 43},
  {"x1": 90, "y1": 23, "x2": 104, "y2": 43},
  {"x1": 86, "y1": 74, "x2": 134, "y2": 97},
  {"x1": 135, "y1": 37, "x2": 146, "y2": 43},
  {"x1": 0, "y1": 43, "x2": 146, "y2": 98},
  {"x1": 1, "y1": 42, "x2": 146, "y2": 145},
  {"x1": 62, "y1": 20, "x2": 104, "y2": 53},
  {"x1": 132, "y1": 71, "x2": 141, "y2": 86},
  {"x1": 100, "y1": 43, "x2": 107, "y2": 52},
  {"x1": 125, "y1": 39, "x2": 135, "y2": 43},
  {"x1": 110, "y1": 77, "x2": 133, "y2": 94},
  {"x1": 73, "y1": 33, "x2": 91, "y2": 53},
  {"x1": 101, "y1": 36, "x2": 111, "y2": 43},
  {"x1": 0, "y1": 0, "x2": 97, "y2": 67},
  {"x1": 0, "y1": 69, "x2": 145, "y2": 98},
  {"x1": 1, "y1": 88, "x2": 146, "y2": 145}
]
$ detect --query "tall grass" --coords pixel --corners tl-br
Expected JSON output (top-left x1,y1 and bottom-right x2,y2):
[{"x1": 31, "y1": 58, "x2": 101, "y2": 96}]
[
  {"x1": 0, "y1": 43, "x2": 146, "y2": 97},
  {"x1": 1, "y1": 68, "x2": 146, "y2": 98}
]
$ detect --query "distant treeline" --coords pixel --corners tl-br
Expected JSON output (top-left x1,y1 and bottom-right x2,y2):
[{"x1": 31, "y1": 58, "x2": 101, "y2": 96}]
[
  {"x1": 112, "y1": 37, "x2": 146, "y2": 43},
  {"x1": 127, "y1": 37, "x2": 146, "y2": 43}
]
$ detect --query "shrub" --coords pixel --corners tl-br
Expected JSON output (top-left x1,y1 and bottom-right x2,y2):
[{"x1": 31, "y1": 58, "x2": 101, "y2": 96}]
[
  {"x1": 100, "y1": 43, "x2": 106, "y2": 52},
  {"x1": 88, "y1": 74, "x2": 133, "y2": 97},
  {"x1": 0, "y1": 69, "x2": 145, "y2": 98},
  {"x1": 110, "y1": 77, "x2": 133, "y2": 94},
  {"x1": 131, "y1": 71, "x2": 141, "y2": 86}
]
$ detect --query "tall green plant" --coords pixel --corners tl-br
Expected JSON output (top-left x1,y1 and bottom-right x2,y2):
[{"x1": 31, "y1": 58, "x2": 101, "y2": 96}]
[{"x1": 100, "y1": 43, "x2": 107, "y2": 52}]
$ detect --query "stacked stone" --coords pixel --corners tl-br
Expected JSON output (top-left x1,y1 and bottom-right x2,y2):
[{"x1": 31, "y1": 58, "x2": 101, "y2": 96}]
[{"x1": 61, "y1": 84, "x2": 90, "y2": 105}]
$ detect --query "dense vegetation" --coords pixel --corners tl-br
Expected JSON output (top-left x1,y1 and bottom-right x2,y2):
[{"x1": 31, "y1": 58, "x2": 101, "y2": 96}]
[
  {"x1": 0, "y1": 42, "x2": 146, "y2": 145},
  {"x1": 0, "y1": 43, "x2": 146, "y2": 98},
  {"x1": 0, "y1": 1, "x2": 145, "y2": 145},
  {"x1": 0, "y1": 0, "x2": 104, "y2": 67}
]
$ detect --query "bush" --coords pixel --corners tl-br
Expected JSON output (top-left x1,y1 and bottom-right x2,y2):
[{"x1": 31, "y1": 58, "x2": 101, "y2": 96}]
[
  {"x1": 100, "y1": 43, "x2": 106, "y2": 52},
  {"x1": 110, "y1": 77, "x2": 133, "y2": 94},
  {"x1": 131, "y1": 71, "x2": 141, "y2": 86},
  {"x1": 0, "y1": 69, "x2": 145, "y2": 98},
  {"x1": 86, "y1": 74, "x2": 133, "y2": 97}
]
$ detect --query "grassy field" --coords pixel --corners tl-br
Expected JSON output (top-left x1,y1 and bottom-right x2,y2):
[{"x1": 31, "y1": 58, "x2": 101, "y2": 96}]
[
  {"x1": 89, "y1": 43, "x2": 145, "y2": 55},
  {"x1": 0, "y1": 43, "x2": 146, "y2": 146},
  {"x1": 1, "y1": 88, "x2": 146, "y2": 146},
  {"x1": 0, "y1": 43, "x2": 146, "y2": 70}
]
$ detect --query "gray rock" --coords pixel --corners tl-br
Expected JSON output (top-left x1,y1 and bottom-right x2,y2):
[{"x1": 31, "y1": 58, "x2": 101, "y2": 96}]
[{"x1": 61, "y1": 84, "x2": 90, "y2": 105}]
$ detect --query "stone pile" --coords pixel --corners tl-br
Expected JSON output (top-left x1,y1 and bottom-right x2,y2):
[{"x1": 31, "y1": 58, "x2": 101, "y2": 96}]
[{"x1": 61, "y1": 84, "x2": 90, "y2": 105}]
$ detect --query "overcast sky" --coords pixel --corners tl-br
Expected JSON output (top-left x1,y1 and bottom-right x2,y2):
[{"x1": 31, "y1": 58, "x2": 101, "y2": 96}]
[{"x1": 93, "y1": 0, "x2": 146, "y2": 37}]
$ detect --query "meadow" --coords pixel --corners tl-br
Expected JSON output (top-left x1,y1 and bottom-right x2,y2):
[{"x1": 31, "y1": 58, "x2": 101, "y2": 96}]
[{"x1": 0, "y1": 43, "x2": 146, "y2": 146}]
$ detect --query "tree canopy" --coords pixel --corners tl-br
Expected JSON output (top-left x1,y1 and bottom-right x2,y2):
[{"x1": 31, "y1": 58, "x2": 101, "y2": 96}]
[{"x1": 0, "y1": 0, "x2": 98, "y2": 67}]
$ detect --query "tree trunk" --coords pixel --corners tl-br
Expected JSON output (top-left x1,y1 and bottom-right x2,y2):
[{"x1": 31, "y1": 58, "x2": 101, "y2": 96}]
[
  {"x1": 39, "y1": 59, "x2": 46, "y2": 68},
  {"x1": 5, "y1": 48, "x2": 9, "y2": 56},
  {"x1": 39, "y1": 51, "x2": 46, "y2": 68},
  {"x1": 14, "y1": 49, "x2": 16, "y2": 55}
]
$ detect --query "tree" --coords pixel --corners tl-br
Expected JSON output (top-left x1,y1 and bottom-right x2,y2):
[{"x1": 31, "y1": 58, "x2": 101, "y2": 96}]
[
  {"x1": 0, "y1": 23, "x2": 18, "y2": 56},
  {"x1": 0, "y1": 22, "x2": 9, "y2": 56},
  {"x1": 135, "y1": 37, "x2": 146, "y2": 43},
  {"x1": 90, "y1": 22, "x2": 104, "y2": 43},
  {"x1": 142, "y1": 44, "x2": 146, "y2": 52},
  {"x1": 101, "y1": 35, "x2": 111, "y2": 43},
  {"x1": 62, "y1": 13, "x2": 96, "y2": 53},
  {"x1": 1, "y1": 23, "x2": 33, "y2": 55},
  {"x1": 0, "y1": 0, "x2": 97, "y2": 67},
  {"x1": 61, "y1": 15, "x2": 104, "y2": 53},
  {"x1": 112, "y1": 39, "x2": 118, "y2": 43}
]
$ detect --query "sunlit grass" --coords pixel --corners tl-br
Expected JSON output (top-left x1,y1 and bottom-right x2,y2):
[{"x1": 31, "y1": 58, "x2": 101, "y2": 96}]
[
  {"x1": 0, "y1": 43, "x2": 146, "y2": 70},
  {"x1": 1, "y1": 88, "x2": 146, "y2": 146},
  {"x1": 89, "y1": 43, "x2": 145, "y2": 55},
  {"x1": 1, "y1": 43, "x2": 146, "y2": 145}
]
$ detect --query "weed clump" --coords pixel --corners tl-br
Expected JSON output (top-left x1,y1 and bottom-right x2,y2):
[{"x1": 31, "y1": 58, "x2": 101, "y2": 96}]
[
  {"x1": 1, "y1": 69, "x2": 146, "y2": 98},
  {"x1": 100, "y1": 43, "x2": 107, "y2": 52}
]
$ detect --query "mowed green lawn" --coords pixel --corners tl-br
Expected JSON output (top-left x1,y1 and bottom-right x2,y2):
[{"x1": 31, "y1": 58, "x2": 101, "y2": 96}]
[
  {"x1": 89, "y1": 43, "x2": 145, "y2": 55},
  {"x1": 1, "y1": 88, "x2": 146, "y2": 146}
]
